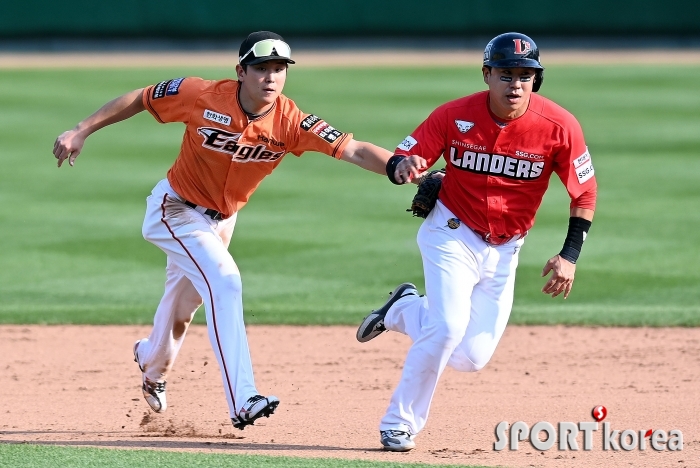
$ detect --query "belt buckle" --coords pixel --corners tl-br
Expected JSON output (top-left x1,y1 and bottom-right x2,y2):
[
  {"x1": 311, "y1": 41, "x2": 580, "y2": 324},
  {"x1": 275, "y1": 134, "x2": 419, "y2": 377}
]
[
  {"x1": 205, "y1": 209, "x2": 223, "y2": 221},
  {"x1": 483, "y1": 232, "x2": 514, "y2": 246}
]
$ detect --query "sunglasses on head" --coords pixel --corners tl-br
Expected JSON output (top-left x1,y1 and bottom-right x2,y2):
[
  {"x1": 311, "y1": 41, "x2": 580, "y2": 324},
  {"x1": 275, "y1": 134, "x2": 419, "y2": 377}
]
[{"x1": 239, "y1": 39, "x2": 292, "y2": 63}]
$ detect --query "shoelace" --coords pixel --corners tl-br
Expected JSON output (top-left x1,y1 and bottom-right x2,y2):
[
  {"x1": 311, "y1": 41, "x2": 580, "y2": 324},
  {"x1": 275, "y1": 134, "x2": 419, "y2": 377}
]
[
  {"x1": 241, "y1": 395, "x2": 266, "y2": 412},
  {"x1": 246, "y1": 395, "x2": 265, "y2": 405},
  {"x1": 146, "y1": 380, "x2": 166, "y2": 393},
  {"x1": 383, "y1": 429, "x2": 410, "y2": 438}
]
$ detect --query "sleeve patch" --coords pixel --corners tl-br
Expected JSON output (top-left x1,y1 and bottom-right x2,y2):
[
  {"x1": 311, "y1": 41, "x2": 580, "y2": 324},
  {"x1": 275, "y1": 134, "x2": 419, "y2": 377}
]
[
  {"x1": 300, "y1": 114, "x2": 344, "y2": 143},
  {"x1": 573, "y1": 148, "x2": 591, "y2": 168},
  {"x1": 152, "y1": 77, "x2": 185, "y2": 99},
  {"x1": 166, "y1": 77, "x2": 185, "y2": 96},
  {"x1": 576, "y1": 159, "x2": 595, "y2": 183},
  {"x1": 311, "y1": 121, "x2": 343, "y2": 143},
  {"x1": 398, "y1": 135, "x2": 418, "y2": 151},
  {"x1": 300, "y1": 114, "x2": 321, "y2": 131},
  {"x1": 573, "y1": 148, "x2": 594, "y2": 183}
]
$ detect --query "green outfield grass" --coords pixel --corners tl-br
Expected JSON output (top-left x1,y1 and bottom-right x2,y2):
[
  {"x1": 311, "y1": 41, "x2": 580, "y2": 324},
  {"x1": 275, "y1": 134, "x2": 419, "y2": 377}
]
[
  {"x1": 0, "y1": 64, "x2": 699, "y2": 326},
  {"x1": 0, "y1": 444, "x2": 494, "y2": 468}
]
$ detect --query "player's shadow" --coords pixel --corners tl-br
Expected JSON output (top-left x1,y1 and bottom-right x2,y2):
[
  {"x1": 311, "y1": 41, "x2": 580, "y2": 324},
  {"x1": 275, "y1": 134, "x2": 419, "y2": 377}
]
[{"x1": 0, "y1": 438, "x2": 378, "y2": 452}]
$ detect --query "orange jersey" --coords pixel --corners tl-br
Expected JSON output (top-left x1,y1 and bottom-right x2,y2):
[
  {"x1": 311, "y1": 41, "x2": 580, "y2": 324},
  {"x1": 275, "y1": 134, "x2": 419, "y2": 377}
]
[{"x1": 142, "y1": 77, "x2": 352, "y2": 217}]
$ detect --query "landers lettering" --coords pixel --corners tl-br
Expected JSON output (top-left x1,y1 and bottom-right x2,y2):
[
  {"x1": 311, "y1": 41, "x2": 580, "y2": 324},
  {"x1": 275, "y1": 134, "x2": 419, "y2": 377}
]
[
  {"x1": 449, "y1": 147, "x2": 544, "y2": 180},
  {"x1": 494, "y1": 421, "x2": 683, "y2": 452},
  {"x1": 197, "y1": 127, "x2": 284, "y2": 162}
]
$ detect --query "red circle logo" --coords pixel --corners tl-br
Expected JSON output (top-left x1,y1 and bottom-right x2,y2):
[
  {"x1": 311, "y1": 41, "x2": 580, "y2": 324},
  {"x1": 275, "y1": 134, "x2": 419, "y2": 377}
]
[{"x1": 592, "y1": 405, "x2": 607, "y2": 422}]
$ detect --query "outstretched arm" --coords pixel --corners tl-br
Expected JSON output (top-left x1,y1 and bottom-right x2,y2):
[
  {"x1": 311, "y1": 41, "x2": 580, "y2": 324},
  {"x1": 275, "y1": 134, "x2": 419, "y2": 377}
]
[
  {"x1": 339, "y1": 139, "x2": 394, "y2": 174},
  {"x1": 53, "y1": 88, "x2": 145, "y2": 167},
  {"x1": 340, "y1": 140, "x2": 431, "y2": 185},
  {"x1": 541, "y1": 207, "x2": 595, "y2": 299}
]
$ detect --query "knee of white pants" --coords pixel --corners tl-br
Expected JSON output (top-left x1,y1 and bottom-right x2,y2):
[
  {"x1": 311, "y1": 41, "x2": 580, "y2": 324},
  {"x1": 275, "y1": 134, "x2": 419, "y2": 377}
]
[
  {"x1": 214, "y1": 274, "x2": 243, "y2": 301},
  {"x1": 448, "y1": 348, "x2": 493, "y2": 372},
  {"x1": 448, "y1": 355, "x2": 485, "y2": 372},
  {"x1": 424, "y1": 320, "x2": 469, "y2": 351}
]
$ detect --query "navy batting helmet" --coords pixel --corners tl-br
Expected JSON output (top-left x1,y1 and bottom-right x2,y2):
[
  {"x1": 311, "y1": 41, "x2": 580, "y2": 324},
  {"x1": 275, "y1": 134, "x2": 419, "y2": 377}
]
[{"x1": 483, "y1": 32, "x2": 544, "y2": 92}]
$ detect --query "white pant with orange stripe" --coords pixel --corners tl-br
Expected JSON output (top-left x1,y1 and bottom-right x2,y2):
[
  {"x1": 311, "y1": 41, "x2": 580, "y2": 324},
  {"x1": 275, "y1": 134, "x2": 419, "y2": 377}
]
[
  {"x1": 379, "y1": 200, "x2": 524, "y2": 436},
  {"x1": 137, "y1": 178, "x2": 257, "y2": 417}
]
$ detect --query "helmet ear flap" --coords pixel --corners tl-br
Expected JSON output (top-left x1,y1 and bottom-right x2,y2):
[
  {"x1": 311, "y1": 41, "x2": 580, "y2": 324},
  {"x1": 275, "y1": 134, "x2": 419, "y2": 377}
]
[
  {"x1": 533, "y1": 69, "x2": 544, "y2": 92},
  {"x1": 532, "y1": 70, "x2": 544, "y2": 92}
]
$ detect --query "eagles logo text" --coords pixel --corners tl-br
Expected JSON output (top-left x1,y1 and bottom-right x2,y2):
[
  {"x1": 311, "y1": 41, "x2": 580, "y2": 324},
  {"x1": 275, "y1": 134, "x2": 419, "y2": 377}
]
[
  {"x1": 197, "y1": 127, "x2": 284, "y2": 162},
  {"x1": 449, "y1": 147, "x2": 544, "y2": 180}
]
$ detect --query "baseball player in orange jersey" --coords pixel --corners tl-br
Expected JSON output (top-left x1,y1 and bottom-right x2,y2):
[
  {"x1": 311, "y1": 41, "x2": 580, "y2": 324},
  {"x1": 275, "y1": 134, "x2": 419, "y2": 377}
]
[
  {"x1": 53, "y1": 31, "x2": 395, "y2": 430},
  {"x1": 356, "y1": 33, "x2": 597, "y2": 451}
]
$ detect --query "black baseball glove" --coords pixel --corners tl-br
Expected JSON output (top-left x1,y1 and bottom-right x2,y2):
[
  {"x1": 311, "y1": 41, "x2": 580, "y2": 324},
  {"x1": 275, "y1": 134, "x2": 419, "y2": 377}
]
[{"x1": 407, "y1": 170, "x2": 445, "y2": 218}]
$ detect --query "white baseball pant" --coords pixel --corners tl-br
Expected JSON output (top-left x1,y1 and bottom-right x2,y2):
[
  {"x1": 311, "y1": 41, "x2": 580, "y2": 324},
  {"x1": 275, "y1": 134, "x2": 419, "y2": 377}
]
[
  {"x1": 380, "y1": 200, "x2": 524, "y2": 435},
  {"x1": 136, "y1": 178, "x2": 258, "y2": 417}
]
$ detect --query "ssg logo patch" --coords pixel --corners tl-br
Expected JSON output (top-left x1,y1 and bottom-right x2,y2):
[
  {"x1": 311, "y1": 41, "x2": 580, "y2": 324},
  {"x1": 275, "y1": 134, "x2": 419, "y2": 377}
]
[{"x1": 573, "y1": 148, "x2": 594, "y2": 184}]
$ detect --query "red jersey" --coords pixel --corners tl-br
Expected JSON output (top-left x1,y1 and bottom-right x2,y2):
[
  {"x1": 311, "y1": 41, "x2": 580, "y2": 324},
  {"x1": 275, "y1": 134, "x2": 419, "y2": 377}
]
[
  {"x1": 142, "y1": 77, "x2": 352, "y2": 217},
  {"x1": 395, "y1": 91, "x2": 597, "y2": 240}
]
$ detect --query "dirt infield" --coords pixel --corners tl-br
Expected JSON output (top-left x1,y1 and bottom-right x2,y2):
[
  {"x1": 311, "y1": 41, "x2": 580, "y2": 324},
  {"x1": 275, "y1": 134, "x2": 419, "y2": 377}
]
[
  {"x1": 2, "y1": 49, "x2": 700, "y2": 68},
  {"x1": 1, "y1": 324, "x2": 697, "y2": 467}
]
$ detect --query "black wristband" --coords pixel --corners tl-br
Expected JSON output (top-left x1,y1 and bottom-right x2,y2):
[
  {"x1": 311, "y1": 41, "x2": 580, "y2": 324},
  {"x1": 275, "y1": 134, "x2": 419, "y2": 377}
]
[
  {"x1": 558, "y1": 217, "x2": 592, "y2": 264},
  {"x1": 386, "y1": 155, "x2": 406, "y2": 185}
]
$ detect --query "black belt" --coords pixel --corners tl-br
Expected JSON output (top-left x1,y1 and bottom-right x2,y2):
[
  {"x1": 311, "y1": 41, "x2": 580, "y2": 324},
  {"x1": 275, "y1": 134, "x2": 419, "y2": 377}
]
[{"x1": 184, "y1": 200, "x2": 224, "y2": 220}]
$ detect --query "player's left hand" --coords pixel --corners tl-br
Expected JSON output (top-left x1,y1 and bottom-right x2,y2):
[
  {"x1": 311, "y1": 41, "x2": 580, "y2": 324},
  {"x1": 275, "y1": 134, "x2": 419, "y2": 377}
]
[
  {"x1": 395, "y1": 155, "x2": 428, "y2": 184},
  {"x1": 53, "y1": 129, "x2": 86, "y2": 167},
  {"x1": 541, "y1": 255, "x2": 576, "y2": 299}
]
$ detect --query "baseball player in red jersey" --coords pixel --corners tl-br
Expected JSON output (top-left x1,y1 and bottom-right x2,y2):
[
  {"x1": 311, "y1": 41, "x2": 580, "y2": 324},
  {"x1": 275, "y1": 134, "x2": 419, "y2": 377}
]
[
  {"x1": 53, "y1": 31, "x2": 394, "y2": 430},
  {"x1": 356, "y1": 32, "x2": 597, "y2": 451}
]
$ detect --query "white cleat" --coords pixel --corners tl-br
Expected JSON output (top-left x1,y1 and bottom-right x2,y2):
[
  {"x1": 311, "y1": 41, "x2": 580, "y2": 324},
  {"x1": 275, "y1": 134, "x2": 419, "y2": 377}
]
[
  {"x1": 380, "y1": 429, "x2": 416, "y2": 451},
  {"x1": 231, "y1": 394, "x2": 280, "y2": 430},
  {"x1": 133, "y1": 339, "x2": 167, "y2": 413}
]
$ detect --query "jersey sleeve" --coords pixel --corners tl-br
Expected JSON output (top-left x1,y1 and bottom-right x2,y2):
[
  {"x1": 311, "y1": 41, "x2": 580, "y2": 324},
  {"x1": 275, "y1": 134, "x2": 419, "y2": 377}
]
[
  {"x1": 288, "y1": 112, "x2": 352, "y2": 159},
  {"x1": 552, "y1": 115, "x2": 597, "y2": 209},
  {"x1": 393, "y1": 107, "x2": 447, "y2": 167},
  {"x1": 142, "y1": 77, "x2": 208, "y2": 124}
]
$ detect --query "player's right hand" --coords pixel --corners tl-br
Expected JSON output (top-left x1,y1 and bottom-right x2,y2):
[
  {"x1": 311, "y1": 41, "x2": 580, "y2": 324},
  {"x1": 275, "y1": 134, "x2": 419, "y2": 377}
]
[
  {"x1": 395, "y1": 155, "x2": 428, "y2": 184},
  {"x1": 53, "y1": 129, "x2": 85, "y2": 167}
]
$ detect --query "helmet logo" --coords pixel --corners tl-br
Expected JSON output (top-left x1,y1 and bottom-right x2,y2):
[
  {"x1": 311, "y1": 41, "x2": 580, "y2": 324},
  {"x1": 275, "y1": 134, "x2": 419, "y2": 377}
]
[
  {"x1": 513, "y1": 39, "x2": 532, "y2": 55},
  {"x1": 483, "y1": 43, "x2": 492, "y2": 61}
]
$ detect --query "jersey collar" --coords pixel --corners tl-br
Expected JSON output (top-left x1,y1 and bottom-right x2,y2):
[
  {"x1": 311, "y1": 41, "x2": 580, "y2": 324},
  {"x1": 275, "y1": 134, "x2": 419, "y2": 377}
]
[{"x1": 235, "y1": 81, "x2": 277, "y2": 122}]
